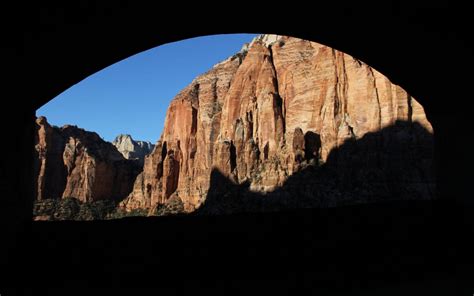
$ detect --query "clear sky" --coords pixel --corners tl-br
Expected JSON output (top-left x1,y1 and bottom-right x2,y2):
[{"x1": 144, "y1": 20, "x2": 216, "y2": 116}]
[{"x1": 36, "y1": 33, "x2": 258, "y2": 143}]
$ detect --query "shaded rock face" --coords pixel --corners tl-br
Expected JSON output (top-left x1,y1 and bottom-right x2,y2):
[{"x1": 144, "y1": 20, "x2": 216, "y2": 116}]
[
  {"x1": 34, "y1": 117, "x2": 141, "y2": 202},
  {"x1": 121, "y1": 34, "x2": 434, "y2": 213},
  {"x1": 112, "y1": 134, "x2": 154, "y2": 165},
  {"x1": 197, "y1": 121, "x2": 435, "y2": 215},
  {"x1": 34, "y1": 116, "x2": 68, "y2": 202}
]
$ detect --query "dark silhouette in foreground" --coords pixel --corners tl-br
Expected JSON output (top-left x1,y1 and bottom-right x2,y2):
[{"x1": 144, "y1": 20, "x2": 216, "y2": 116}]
[
  {"x1": 5, "y1": 121, "x2": 473, "y2": 295},
  {"x1": 196, "y1": 121, "x2": 435, "y2": 215}
]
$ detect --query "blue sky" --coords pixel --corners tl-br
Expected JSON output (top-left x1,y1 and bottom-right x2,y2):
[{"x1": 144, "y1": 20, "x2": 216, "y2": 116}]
[{"x1": 36, "y1": 33, "x2": 258, "y2": 143}]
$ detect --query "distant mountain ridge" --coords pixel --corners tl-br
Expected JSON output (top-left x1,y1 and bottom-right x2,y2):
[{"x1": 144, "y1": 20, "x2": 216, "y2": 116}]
[{"x1": 112, "y1": 134, "x2": 154, "y2": 165}]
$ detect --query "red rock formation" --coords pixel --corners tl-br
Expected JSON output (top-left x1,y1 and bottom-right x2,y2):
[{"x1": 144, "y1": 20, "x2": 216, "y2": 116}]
[
  {"x1": 121, "y1": 35, "x2": 434, "y2": 212},
  {"x1": 34, "y1": 117, "x2": 140, "y2": 202},
  {"x1": 34, "y1": 116, "x2": 67, "y2": 201}
]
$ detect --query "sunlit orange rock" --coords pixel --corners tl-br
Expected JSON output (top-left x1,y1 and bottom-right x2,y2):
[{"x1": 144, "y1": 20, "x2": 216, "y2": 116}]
[
  {"x1": 122, "y1": 35, "x2": 434, "y2": 212},
  {"x1": 34, "y1": 117, "x2": 140, "y2": 202}
]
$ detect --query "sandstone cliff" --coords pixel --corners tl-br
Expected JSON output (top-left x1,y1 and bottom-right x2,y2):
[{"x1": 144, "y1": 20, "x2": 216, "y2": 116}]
[
  {"x1": 112, "y1": 134, "x2": 154, "y2": 165},
  {"x1": 34, "y1": 117, "x2": 141, "y2": 202},
  {"x1": 120, "y1": 34, "x2": 434, "y2": 213}
]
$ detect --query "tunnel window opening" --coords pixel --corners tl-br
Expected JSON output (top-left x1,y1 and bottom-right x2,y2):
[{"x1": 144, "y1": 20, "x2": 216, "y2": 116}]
[{"x1": 33, "y1": 33, "x2": 435, "y2": 221}]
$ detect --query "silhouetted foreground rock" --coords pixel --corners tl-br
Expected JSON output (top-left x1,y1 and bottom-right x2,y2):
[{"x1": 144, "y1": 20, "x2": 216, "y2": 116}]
[
  {"x1": 196, "y1": 121, "x2": 434, "y2": 215},
  {"x1": 11, "y1": 199, "x2": 473, "y2": 295}
]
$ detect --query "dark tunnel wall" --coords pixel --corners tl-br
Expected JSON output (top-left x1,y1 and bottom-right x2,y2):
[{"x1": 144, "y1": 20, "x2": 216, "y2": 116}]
[
  {"x1": 4, "y1": 2, "x2": 472, "y2": 208},
  {"x1": 1, "y1": 1, "x2": 473, "y2": 292}
]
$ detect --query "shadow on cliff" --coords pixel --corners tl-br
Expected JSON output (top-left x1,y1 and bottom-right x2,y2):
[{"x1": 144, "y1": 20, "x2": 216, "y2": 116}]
[{"x1": 195, "y1": 120, "x2": 435, "y2": 215}]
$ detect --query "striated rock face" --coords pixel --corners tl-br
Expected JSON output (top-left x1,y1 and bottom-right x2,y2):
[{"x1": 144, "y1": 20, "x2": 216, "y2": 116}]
[
  {"x1": 34, "y1": 117, "x2": 141, "y2": 202},
  {"x1": 121, "y1": 34, "x2": 434, "y2": 213},
  {"x1": 112, "y1": 134, "x2": 154, "y2": 165},
  {"x1": 34, "y1": 116, "x2": 68, "y2": 202}
]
